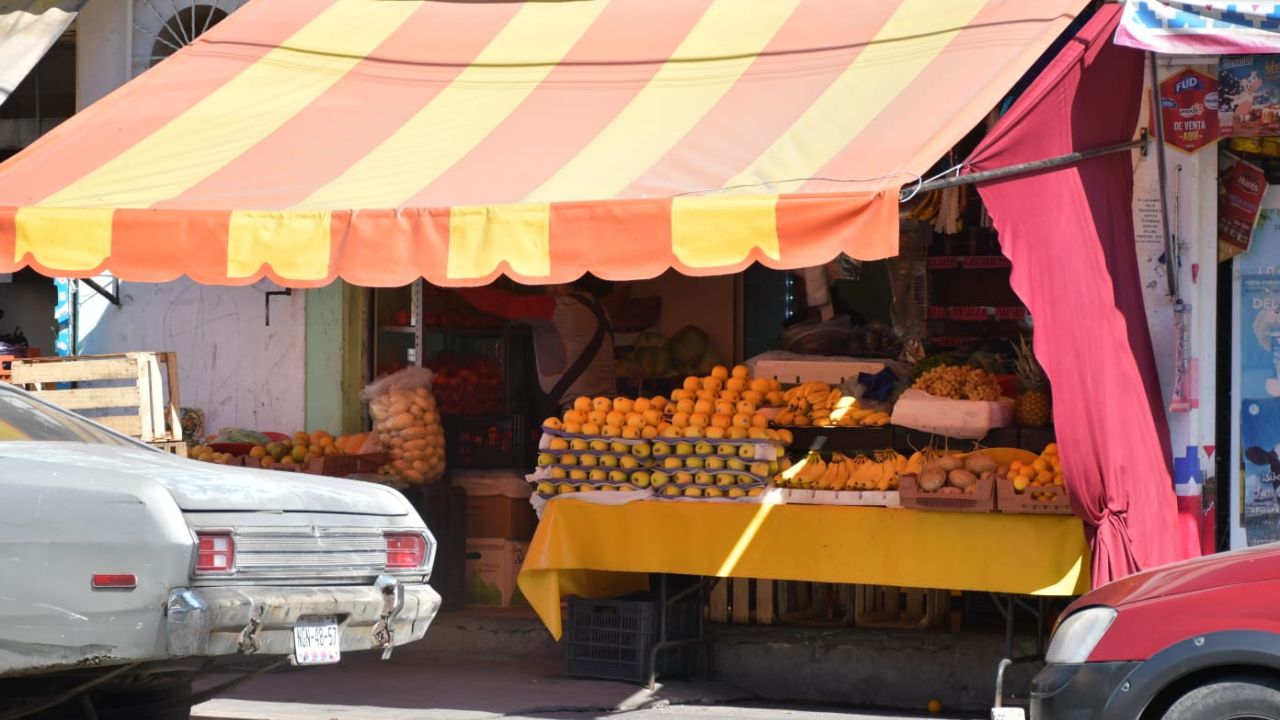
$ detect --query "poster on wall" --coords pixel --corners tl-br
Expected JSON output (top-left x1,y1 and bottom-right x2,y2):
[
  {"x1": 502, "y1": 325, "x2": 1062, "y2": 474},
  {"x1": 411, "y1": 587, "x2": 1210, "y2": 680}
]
[
  {"x1": 1237, "y1": 208, "x2": 1280, "y2": 545},
  {"x1": 1220, "y1": 55, "x2": 1280, "y2": 137},
  {"x1": 1159, "y1": 69, "x2": 1218, "y2": 153},
  {"x1": 1220, "y1": 153, "x2": 1269, "y2": 260}
]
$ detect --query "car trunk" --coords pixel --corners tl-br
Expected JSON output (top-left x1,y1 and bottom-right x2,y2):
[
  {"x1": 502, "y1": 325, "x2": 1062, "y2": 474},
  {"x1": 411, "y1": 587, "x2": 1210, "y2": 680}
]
[{"x1": 0, "y1": 442, "x2": 409, "y2": 516}]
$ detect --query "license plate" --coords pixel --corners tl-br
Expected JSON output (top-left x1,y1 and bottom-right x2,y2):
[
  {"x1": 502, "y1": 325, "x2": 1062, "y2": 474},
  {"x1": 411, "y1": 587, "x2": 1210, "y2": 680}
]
[{"x1": 293, "y1": 615, "x2": 341, "y2": 665}]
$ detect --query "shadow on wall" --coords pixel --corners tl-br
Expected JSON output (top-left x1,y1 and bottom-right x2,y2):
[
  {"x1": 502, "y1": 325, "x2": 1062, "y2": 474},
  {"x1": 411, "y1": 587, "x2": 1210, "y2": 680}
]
[{"x1": 76, "y1": 277, "x2": 306, "y2": 435}]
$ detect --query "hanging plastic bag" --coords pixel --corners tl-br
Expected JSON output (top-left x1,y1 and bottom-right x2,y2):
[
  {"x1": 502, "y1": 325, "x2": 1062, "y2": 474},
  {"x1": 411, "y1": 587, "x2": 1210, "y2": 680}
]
[{"x1": 362, "y1": 367, "x2": 447, "y2": 485}]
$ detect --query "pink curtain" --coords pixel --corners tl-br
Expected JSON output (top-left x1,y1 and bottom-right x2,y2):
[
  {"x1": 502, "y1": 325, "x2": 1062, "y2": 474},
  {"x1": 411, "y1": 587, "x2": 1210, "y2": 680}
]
[{"x1": 966, "y1": 5, "x2": 1187, "y2": 586}]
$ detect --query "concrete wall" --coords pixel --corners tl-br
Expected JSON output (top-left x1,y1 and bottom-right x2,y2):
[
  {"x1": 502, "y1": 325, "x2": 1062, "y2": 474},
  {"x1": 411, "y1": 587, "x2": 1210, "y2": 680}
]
[
  {"x1": 72, "y1": 1, "x2": 307, "y2": 438},
  {"x1": 1133, "y1": 58, "x2": 1219, "y2": 529},
  {"x1": 77, "y1": 279, "x2": 306, "y2": 435}
]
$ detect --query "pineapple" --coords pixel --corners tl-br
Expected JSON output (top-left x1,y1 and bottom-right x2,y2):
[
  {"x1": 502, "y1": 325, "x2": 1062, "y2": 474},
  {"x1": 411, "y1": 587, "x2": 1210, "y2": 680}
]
[{"x1": 1013, "y1": 335, "x2": 1051, "y2": 426}]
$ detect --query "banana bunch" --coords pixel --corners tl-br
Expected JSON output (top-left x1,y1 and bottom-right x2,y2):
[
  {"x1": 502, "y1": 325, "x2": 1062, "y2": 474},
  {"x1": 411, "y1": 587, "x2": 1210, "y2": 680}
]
[
  {"x1": 774, "y1": 382, "x2": 890, "y2": 428},
  {"x1": 907, "y1": 189, "x2": 942, "y2": 223},
  {"x1": 774, "y1": 451, "x2": 907, "y2": 491}
]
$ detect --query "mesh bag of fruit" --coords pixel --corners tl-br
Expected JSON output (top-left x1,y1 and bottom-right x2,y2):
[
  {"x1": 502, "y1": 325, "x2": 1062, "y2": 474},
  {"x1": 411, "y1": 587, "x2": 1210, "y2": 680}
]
[{"x1": 362, "y1": 368, "x2": 446, "y2": 485}]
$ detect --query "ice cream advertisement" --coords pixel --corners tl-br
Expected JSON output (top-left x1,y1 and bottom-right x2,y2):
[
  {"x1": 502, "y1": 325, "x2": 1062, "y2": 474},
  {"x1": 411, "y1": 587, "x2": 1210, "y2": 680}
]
[{"x1": 1220, "y1": 55, "x2": 1280, "y2": 137}]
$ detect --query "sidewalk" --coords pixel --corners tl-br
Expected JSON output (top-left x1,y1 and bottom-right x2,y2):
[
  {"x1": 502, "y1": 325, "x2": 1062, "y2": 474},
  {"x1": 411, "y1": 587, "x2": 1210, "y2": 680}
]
[
  {"x1": 191, "y1": 649, "x2": 962, "y2": 720},
  {"x1": 192, "y1": 644, "x2": 751, "y2": 720}
]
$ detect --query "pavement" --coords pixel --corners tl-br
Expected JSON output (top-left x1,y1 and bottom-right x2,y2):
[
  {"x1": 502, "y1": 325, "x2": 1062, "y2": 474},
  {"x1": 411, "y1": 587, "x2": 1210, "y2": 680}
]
[{"x1": 190, "y1": 648, "x2": 975, "y2": 720}]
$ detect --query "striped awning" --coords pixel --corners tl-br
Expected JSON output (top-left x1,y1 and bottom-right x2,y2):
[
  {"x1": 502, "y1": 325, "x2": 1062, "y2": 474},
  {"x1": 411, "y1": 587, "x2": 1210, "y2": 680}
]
[{"x1": 0, "y1": 0, "x2": 1087, "y2": 288}]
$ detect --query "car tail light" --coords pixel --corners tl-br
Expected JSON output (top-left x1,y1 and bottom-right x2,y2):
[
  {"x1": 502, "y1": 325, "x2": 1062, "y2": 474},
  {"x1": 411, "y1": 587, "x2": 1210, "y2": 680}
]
[
  {"x1": 385, "y1": 533, "x2": 427, "y2": 569},
  {"x1": 195, "y1": 533, "x2": 235, "y2": 574}
]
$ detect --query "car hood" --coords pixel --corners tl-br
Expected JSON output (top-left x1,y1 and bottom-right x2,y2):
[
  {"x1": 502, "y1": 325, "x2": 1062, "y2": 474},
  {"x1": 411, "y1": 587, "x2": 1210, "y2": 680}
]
[
  {"x1": 0, "y1": 442, "x2": 410, "y2": 516},
  {"x1": 1068, "y1": 543, "x2": 1280, "y2": 613}
]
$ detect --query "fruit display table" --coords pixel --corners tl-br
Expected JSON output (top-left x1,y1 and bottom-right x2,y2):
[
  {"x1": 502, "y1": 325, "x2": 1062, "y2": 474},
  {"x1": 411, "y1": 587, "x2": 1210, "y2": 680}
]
[{"x1": 517, "y1": 499, "x2": 1091, "y2": 639}]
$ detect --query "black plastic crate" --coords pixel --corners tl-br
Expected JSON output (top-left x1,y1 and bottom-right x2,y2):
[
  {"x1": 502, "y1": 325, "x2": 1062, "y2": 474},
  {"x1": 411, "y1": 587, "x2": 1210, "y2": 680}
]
[
  {"x1": 565, "y1": 594, "x2": 700, "y2": 684},
  {"x1": 404, "y1": 483, "x2": 467, "y2": 612}
]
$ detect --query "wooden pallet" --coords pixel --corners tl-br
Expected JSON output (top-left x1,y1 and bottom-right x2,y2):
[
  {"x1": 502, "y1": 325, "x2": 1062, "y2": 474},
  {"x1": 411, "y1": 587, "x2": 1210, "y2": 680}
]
[
  {"x1": 150, "y1": 440, "x2": 190, "y2": 458},
  {"x1": 776, "y1": 582, "x2": 857, "y2": 625},
  {"x1": 853, "y1": 585, "x2": 949, "y2": 630},
  {"x1": 707, "y1": 578, "x2": 776, "y2": 625},
  {"x1": 11, "y1": 352, "x2": 181, "y2": 442}
]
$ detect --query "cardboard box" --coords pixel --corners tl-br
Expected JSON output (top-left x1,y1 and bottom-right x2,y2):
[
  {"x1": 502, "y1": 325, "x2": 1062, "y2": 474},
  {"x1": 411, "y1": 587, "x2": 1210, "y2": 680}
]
[
  {"x1": 464, "y1": 539, "x2": 530, "y2": 608},
  {"x1": 467, "y1": 495, "x2": 539, "y2": 541},
  {"x1": 751, "y1": 354, "x2": 890, "y2": 386}
]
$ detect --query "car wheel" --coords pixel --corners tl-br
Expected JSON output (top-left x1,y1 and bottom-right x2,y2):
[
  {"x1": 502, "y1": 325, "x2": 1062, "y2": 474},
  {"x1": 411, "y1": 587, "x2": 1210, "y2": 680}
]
[
  {"x1": 89, "y1": 681, "x2": 193, "y2": 720},
  {"x1": 1162, "y1": 676, "x2": 1280, "y2": 720}
]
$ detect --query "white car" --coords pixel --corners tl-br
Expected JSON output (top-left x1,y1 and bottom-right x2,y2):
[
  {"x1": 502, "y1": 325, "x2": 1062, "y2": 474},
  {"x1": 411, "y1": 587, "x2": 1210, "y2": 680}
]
[{"x1": 0, "y1": 383, "x2": 442, "y2": 719}]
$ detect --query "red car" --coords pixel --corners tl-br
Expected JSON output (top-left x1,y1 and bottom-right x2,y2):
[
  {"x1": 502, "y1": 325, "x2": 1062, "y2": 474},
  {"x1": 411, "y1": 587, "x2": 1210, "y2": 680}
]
[{"x1": 1032, "y1": 543, "x2": 1280, "y2": 719}]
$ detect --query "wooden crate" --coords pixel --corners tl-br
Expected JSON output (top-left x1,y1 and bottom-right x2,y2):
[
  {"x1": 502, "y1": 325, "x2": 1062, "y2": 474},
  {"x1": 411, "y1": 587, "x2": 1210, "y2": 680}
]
[
  {"x1": 150, "y1": 440, "x2": 189, "y2": 458},
  {"x1": 11, "y1": 352, "x2": 181, "y2": 442},
  {"x1": 853, "y1": 585, "x2": 948, "y2": 630},
  {"x1": 706, "y1": 578, "x2": 776, "y2": 625},
  {"x1": 776, "y1": 581, "x2": 857, "y2": 626}
]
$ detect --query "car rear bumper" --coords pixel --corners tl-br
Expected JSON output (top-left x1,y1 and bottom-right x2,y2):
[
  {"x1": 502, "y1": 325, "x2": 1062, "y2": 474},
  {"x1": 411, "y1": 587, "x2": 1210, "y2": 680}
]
[
  {"x1": 1030, "y1": 661, "x2": 1140, "y2": 720},
  {"x1": 165, "y1": 576, "x2": 441, "y2": 659}
]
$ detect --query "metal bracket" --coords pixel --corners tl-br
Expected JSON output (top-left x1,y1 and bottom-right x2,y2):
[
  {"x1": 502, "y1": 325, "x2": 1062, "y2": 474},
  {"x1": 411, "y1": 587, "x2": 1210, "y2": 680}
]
[
  {"x1": 81, "y1": 277, "x2": 121, "y2": 307},
  {"x1": 236, "y1": 607, "x2": 263, "y2": 655},
  {"x1": 372, "y1": 574, "x2": 405, "y2": 660},
  {"x1": 264, "y1": 288, "x2": 292, "y2": 326}
]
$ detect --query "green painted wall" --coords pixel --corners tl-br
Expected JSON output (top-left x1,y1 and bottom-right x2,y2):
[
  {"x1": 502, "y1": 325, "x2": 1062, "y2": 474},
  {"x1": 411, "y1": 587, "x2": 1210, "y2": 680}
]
[{"x1": 305, "y1": 282, "x2": 366, "y2": 433}]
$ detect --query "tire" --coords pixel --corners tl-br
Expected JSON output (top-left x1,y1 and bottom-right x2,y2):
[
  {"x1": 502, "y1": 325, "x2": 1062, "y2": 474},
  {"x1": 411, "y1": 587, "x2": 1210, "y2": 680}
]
[
  {"x1": 1162, "y1": 676, "x2": 1280, "y2": 720},
  {"x1": 89, "y1": 680, "x2": 193, "y2": 720}
]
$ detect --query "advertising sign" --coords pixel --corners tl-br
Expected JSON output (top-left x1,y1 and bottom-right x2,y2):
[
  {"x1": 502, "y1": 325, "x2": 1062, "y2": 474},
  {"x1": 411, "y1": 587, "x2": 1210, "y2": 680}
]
[
  {"x1": 1237, "y1": 207, "x2": 1280, "y2": 545},
  {"x1": 1159, "y1": 69, "x2": 1218, "y2": 152},
  {"x1": 1221, "y1": 155, "x2": 1269, "y2": 257},
  {"x1": 1220, "y1": 55, "x2": 1280, "y2": 137}
]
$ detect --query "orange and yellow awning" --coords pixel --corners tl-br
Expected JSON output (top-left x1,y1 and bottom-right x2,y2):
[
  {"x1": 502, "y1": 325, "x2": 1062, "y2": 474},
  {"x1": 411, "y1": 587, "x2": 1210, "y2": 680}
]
[{"x1": 0, "y1": 0, "x2": 1087, "y2": 287}]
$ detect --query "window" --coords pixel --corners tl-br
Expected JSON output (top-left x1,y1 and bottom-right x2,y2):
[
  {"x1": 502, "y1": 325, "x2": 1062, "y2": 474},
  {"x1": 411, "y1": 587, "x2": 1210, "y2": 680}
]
[{"x1": 0, "y1": 387, "x2": 137, "y2": 447}]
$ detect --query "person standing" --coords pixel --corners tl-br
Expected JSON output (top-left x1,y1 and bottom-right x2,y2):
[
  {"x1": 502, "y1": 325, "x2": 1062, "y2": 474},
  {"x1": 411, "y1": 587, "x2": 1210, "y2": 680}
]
[{"x1": 454, "y1": 279, "x2": 615, "y2": 418}]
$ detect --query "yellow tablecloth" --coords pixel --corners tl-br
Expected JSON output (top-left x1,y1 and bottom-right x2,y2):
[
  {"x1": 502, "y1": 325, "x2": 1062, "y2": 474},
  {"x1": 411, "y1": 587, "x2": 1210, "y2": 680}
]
[{"x1": 516, "y1": 499, "x2": 1091, "y2": 639}]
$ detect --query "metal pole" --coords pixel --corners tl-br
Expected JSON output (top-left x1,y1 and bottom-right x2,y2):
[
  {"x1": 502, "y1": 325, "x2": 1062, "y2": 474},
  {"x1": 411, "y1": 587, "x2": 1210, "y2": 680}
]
[
  {"x1": 1149, "y1": 52, "x2": 1179, "y2": 300},
  {"x1": 905, "y1": 135, "x2": 1148, "y2": 197}
]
